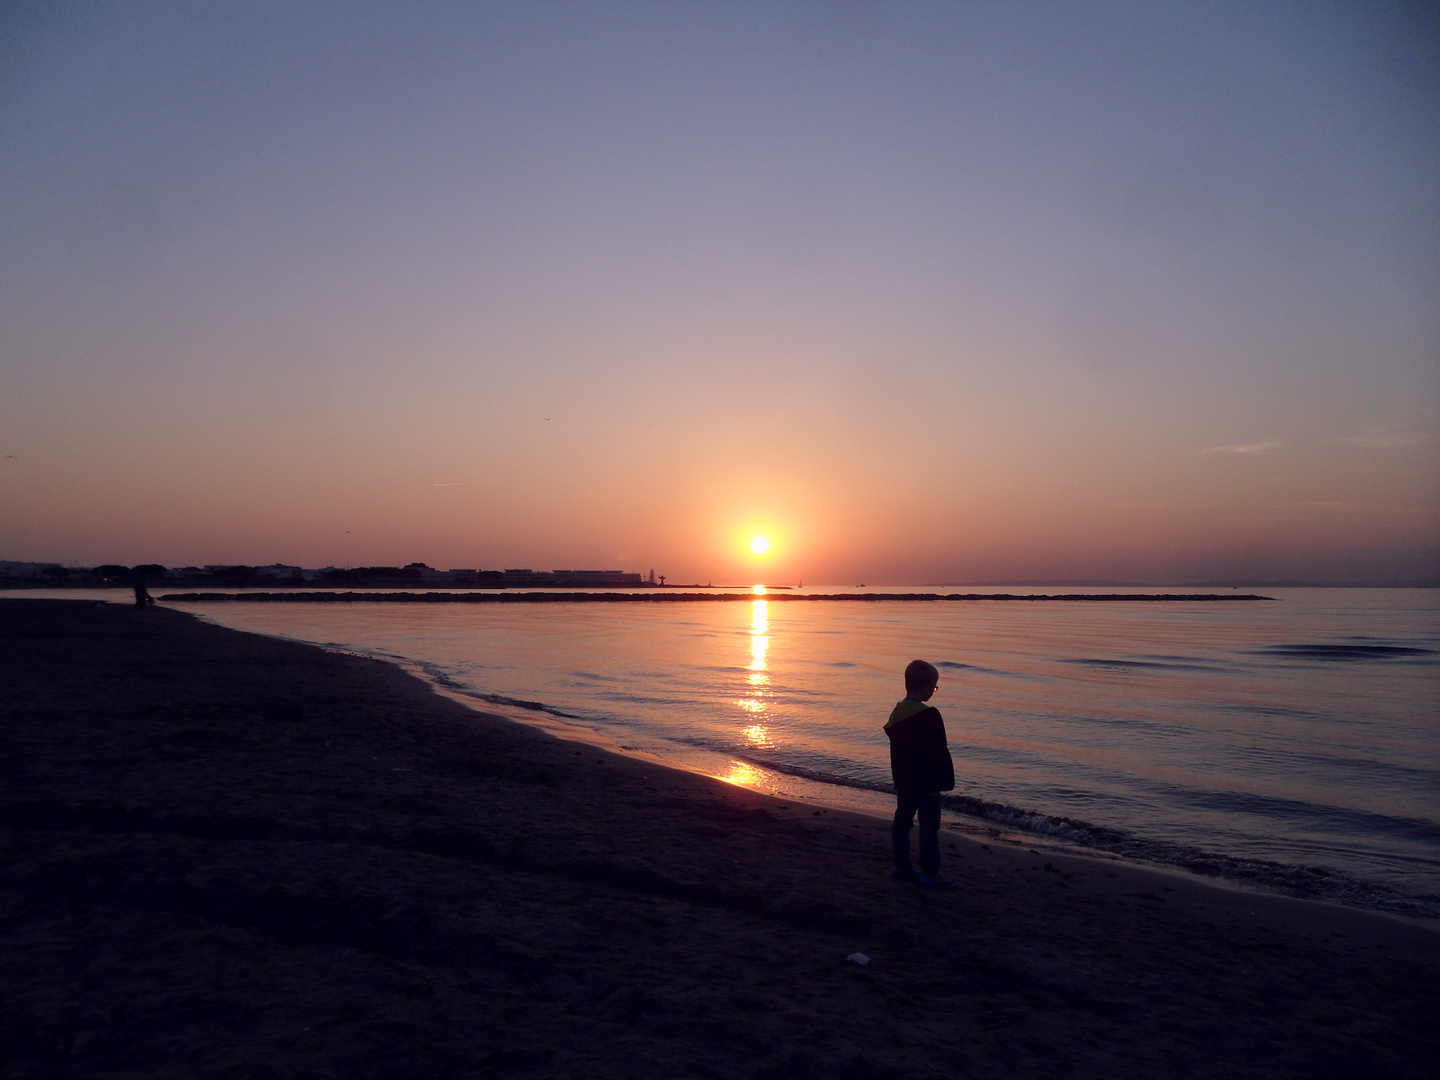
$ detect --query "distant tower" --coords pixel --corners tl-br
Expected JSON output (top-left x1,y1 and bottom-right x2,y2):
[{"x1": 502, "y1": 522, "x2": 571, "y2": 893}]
[{"x1": 648, "y1": 568, "x2": 656, "y2": 585}]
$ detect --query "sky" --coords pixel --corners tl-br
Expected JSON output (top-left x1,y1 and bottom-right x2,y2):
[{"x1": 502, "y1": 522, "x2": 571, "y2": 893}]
[{"x1": 1, "y1": 1, "x2": 1437, "y2": 585}]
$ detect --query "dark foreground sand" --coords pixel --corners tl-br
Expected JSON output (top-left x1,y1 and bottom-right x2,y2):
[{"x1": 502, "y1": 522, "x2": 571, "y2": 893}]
[{"x1": 3, "y1": 600, "x2": 1437, "y2": 1079}]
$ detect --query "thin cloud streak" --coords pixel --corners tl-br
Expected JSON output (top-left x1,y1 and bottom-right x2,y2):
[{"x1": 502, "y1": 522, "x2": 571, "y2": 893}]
[{"x1": 1196, "y1": 442, "x2": 1285, "y2": 456}]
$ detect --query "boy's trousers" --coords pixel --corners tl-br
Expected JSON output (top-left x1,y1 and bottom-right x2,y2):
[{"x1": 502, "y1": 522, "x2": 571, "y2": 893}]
[{"x1": 892, "y1": 789, "x2": 942, "y2": 875}]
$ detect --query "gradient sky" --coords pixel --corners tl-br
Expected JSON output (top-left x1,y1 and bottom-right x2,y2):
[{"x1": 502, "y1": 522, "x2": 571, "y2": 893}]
[{"x1": 2, "y1": 1, "x2": 1437, "y2": 584}]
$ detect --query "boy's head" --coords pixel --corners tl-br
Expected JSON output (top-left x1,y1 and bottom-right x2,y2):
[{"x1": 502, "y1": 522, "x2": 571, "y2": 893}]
[{"x1": 904, "y1": 659, "x2": 940, "y2": 696}]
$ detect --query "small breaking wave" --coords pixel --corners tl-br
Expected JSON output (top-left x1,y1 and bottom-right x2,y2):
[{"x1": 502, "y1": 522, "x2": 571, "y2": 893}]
[
  {"x1": 930, "y1": 792, "x2": 1440, "y2": 920},
  {"x1": 403, "y1": 658, "x2": 593, "y2": 721},
  {"x1": 935, "y1": 660, "x2": 1033, "y2": 679}
]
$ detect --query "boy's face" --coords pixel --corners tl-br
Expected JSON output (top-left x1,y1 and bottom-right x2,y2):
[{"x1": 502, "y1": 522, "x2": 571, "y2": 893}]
[{"x1": 913, "y1": 678, "x2": 938, "y2": 701}]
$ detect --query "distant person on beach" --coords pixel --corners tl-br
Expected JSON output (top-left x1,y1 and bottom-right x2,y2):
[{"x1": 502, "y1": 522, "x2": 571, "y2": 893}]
[
  {"x1": 885, "y1": 659, "x2": 956, "y2": 889},
  {"x1": 133, "y1": 583, "x2": 154, "y2": 608}
]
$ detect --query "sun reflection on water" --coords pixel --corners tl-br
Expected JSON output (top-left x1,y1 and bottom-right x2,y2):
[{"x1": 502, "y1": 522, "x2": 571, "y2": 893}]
[
  {"x1": 749, "y1": 635, "x2": 769, "y2": 672},
  {"x1": 739, "y1": 597, "x2": 774, "y2": 748},
  {"x1": 743, "y1": 723, "x2": 773, "y2": 748},
  {"x1": 749, "y1": 599, "x2": 769, "y2": 679},
  {"x1": 719, "y1": 760, "x2": 768, "y2": 787}
]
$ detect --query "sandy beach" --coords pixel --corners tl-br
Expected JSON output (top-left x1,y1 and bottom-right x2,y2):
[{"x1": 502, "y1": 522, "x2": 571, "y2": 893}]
[{"x1": 3, "y1": 598, "x2": 1437, "y2": 1079}]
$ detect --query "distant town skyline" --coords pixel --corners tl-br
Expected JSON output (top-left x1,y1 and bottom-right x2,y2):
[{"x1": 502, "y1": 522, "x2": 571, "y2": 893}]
[
  {"x1": 2, "y1": 3, "x2": 1436, "y2": 585},
  {"x1": 3, "y1": 558, "x2": 1432, "y2": 590}
]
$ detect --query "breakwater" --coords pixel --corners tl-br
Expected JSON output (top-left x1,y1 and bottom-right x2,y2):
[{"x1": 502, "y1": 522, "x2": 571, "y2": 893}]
[{"x1": 160, "y1": 590, "x2": 1271, "y2": 603}]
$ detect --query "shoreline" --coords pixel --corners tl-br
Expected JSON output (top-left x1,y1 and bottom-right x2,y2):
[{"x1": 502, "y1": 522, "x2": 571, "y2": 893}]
[
  {"x1": 317, "y1": 636, "x2": 1440, "y2": 924},
  {"x1": 381, "y1": 650, "x2": 1440, "y2": 927},
  {"x1": 4, "y1": 598, "x2": 1437, "y2": 1077},
  {"x1": 427, "y1": 664, "x2": 1440, "y2": 923}
]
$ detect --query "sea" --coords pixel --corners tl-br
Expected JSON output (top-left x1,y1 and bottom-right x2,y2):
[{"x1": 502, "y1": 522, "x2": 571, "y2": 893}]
[{"x1": 11, "y1": 586, "x2": 1439, "y2": 918}]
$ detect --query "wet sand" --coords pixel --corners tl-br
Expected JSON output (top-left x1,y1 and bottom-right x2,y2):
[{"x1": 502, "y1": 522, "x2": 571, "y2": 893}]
[{"x1": 3, "y1": 598, "x2": 1437, "y2": 1078}]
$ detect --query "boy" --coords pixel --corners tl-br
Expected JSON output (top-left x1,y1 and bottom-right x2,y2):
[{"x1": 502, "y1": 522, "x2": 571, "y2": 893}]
[{"x1": 884, "y1": 659, "x2": 957, "y2": 889}]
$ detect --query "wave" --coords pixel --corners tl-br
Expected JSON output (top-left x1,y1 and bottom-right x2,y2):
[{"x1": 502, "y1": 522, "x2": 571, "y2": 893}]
[
  {"x1": 935, "y1": 660, "x2": 1034, "y2": 679},
  {"x1": 402, "y1": 658, "x2": 595, "y2": 722},
  {"x1": 933, "y1": 794, "x2": 1440, "y2": 920},
  {"x1": 1255, "y1": 643, "x2": 1436, "y2": 662},
  {"x1": 1062, "y1": 656, "x2": 1229, "y2": 673}
]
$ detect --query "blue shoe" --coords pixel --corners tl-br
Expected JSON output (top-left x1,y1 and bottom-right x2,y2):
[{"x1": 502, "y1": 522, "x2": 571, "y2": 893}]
[
  {"x1": 918, "y1": 873, "x2": 958, "y2": 890},
  {"x1": 891, "y1": 867, "x2": 919, "y2": 882}
]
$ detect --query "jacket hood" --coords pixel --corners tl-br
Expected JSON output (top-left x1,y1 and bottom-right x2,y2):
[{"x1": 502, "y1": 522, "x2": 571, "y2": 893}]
[{"x1": 884, "y1": 698, "x2": 932, "y2": 731}]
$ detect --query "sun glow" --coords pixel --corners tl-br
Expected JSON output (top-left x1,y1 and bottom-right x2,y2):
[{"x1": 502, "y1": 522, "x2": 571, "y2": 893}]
[{"x1": 750, "y1": 535, "x2": 770, "y2": 555}]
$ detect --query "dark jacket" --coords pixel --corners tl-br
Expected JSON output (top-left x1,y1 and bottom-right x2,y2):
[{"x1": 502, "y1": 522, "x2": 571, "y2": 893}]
[{"x1": 884, "y1": 699, "x2": 955, "y2": 794}]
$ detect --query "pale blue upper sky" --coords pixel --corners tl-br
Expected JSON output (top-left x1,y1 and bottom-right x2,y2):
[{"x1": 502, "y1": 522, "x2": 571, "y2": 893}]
[{"x1": 2, "y1": 2, "x2": 1436, "y2": 582}]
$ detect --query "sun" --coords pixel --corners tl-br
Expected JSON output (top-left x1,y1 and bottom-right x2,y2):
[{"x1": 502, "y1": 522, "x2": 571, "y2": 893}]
[{"x1": 750, "y1": 535, "x2": 770, "y2": 555}]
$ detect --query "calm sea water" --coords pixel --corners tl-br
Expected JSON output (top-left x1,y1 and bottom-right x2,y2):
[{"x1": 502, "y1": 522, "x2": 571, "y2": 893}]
[{"x1": 12, "y1": 587, "x2": 1439, "y2": 915}]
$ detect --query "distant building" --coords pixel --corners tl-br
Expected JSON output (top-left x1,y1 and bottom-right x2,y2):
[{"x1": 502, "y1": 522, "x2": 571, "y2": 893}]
[{"x1": 552, "y1": 569, "x2": 644, "y2": 586}]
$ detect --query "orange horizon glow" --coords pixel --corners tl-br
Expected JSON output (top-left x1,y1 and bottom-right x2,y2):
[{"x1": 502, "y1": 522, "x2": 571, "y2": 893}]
[{"x1": 0, "y1": 8, "x2": 1435, "y2": 587}]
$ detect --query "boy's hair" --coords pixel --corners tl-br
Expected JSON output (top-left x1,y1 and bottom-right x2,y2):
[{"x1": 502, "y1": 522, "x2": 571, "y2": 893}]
[{"x1": 904, "y1": 659, "x2": 940, "y2": 693}]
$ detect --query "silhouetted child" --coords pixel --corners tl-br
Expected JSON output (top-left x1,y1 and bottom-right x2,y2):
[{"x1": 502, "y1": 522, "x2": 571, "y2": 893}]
[{"x1": 884, "y1": 659, "x2": 956, "y2": 889}]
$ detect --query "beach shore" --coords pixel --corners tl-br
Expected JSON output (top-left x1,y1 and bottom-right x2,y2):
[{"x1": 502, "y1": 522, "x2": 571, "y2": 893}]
[{"x1": 3, "y1": 599, "x2": 1437, "y2": 1078}]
